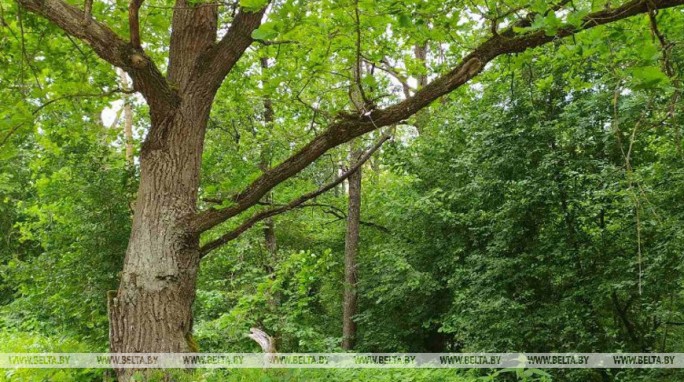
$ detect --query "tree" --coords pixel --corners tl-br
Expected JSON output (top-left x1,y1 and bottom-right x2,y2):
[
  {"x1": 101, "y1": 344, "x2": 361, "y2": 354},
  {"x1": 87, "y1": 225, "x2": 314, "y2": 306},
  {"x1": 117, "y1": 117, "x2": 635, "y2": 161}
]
[
  {"x1": 342, "y1": 146, "x2": 362, "y2": 350},
  {"x1": 12, "y1": 0, "x2": 684, "y2": 375}
]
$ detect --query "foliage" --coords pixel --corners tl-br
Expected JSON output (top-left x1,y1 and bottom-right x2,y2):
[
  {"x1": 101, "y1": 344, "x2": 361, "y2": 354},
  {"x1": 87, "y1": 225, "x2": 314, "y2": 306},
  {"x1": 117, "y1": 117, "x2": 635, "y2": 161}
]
[{"x1": 0, "y1": 330, "x2": 103, "y2": 381}]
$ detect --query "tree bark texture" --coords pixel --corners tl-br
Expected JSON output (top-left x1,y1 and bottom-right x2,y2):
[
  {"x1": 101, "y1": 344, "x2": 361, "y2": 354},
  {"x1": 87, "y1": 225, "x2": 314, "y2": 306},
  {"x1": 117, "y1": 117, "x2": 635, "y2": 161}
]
[
  {"x1": 105, "y1": 4, "x2": 224, "y2": 373},
  {"x1": 108, "y1": 96, "x2": 211, "y2": 380}
]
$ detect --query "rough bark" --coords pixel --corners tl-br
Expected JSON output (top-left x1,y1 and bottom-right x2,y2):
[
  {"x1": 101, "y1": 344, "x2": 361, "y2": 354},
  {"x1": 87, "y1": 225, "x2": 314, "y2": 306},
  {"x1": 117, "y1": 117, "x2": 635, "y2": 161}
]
[
  {"x1": 108, "y1": 98, "x2": 209, "y2": 379},
  {"x1": 17, "y1": 1, "x2": 259, "y2": 378},
  {"x1": 109, "y1": 7, "x2": 263, "y2": 379},
  {"x1": 107, "y1": 3, "x2": 225, "y2": 372},
  {"x1": 342, "y1": 149, "x2": 362, "y2": 350}
]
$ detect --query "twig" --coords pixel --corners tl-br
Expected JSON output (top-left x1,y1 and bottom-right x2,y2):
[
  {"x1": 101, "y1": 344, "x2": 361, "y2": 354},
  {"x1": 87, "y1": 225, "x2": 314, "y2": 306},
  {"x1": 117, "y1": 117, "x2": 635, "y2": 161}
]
[{"x1": 254, "y1": 39, "x2": 298, "y2": 46}]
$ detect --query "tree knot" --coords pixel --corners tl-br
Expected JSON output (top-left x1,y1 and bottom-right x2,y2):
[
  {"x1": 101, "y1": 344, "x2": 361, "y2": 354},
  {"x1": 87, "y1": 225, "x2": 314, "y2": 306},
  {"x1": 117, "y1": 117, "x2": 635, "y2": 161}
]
[{"x1": 130, "y1": 53, "x2": 147, "y2": 69}]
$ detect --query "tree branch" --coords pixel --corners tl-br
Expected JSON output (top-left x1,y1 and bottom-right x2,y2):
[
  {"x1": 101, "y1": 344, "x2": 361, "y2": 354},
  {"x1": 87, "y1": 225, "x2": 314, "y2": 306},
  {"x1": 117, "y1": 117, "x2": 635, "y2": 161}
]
[
  {"x1": 193, "y1": 6, "x2": 268, "y2": 96},
  {"x1": 18, "y1": 0, "x2": 179, "y2": 114},
  {"x1": 129, "y1": 0, "x2": 144, "y2": 48},
  {"x1": 199, "y1": 133, "x2": 391, "y2": 256},
  {"x1": 369, "y1": 57, "x2": 415, "y2": 98},
  {"x1": 191, "y1": 0, "x2": 684, "y2": 234},
  {"x1": 82, "y1": 0, "x2": 92, "y2": 24},
  {"x1": 18, "y1": 0, "x2": 128, "y2": 66},
  {"x1": 167, "y1": 1, "x2": 219, "y2": 90},
  {"x1": 298, "y1": 202, "x2": 390, "y2": 233}
]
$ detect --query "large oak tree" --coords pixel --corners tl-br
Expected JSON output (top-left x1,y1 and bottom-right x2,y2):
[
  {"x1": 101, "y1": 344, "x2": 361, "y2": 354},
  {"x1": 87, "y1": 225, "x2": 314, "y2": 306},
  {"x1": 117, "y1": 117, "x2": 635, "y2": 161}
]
[{"x1": 13, "y1": 0, "x2": 684, "y2": 375}]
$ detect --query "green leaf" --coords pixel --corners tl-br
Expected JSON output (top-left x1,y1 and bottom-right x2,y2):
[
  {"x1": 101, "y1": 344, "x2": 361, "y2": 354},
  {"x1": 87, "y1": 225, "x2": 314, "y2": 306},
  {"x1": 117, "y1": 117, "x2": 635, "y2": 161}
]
[
  {"x1": 630, "y1": 66, "x2": 670, "y2": 90},
  {"x1": 567, "y1": 10, "x2": 589, "y2": 29},
  {"x1": 239, "y1": 0, "x2": 268, "y2": 11},
  {"x1": 398, "y1": 14, "x2": 412, "y2": 28},
  {"x1": 251, "y1": 23, "x2": 278, "y2": 40},
  {"x1": 530, "y1": 0, "x2": 549, "y2": 13}
]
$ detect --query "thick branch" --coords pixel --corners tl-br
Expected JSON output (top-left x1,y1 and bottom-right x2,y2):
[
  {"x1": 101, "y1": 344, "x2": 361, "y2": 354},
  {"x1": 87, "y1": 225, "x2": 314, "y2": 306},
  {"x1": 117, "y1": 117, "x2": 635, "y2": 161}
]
[
  {"x1": 193, "y1": 6, "x2": 268, "y2": 96},
  {"x1": 18, "y1": 0, "x2": 179, "y2": 114},
  {"x1": 18, "y1": 0, "x2": 128, "y2": 65},
  {"x1": 167, "y1": 1, "x2": 219, "y2": 91},
  {"x1": 191, "y1": 0, "x2": 684, "y2": 233},
  {"x1": 199, "y1": 134, "x2": 390, "y2": 256}
]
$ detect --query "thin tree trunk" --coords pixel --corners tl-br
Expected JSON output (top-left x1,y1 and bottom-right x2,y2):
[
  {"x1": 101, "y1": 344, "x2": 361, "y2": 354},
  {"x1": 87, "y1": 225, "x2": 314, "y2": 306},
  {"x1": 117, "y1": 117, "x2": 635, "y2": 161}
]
[
  {"x1": 413, "y1": 42, "x2": 430, "y2": 133},
  {"x1": 263, "y1": 215, "x2": 277, "y2": 256},
  {"x1": 414, "y1": 42, "x2": 428, "y2": 89},
  {"x1": 117, "y1": 68, "x2": 134, "y2": 165},
  {"x1": 342, "y1": 54, "x2": 366, "y2": 350},
  {"x1": 342, "y1": 148, "x2": 362, "y2": 350},
  {"x1": 259, "y1": 58, "x2": 279, "y2": 345},
  {"x1": 260, "y1": 57, "x2": 278, "y2": 259}
]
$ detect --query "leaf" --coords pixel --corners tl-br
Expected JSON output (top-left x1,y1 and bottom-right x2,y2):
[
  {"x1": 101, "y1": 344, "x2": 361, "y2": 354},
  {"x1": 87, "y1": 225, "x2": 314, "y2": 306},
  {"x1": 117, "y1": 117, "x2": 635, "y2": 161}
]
[
  {"x1": 398, "y1": 14, "x2": 412, "y2": 28},
  {"x1": 531, "y1": 12, "x2": 561, "y2": 36},
  {"x1": 530, "y1": 0, "x2": 549, "y2": 13},
  {"x1": 251, "y1": 23, "x2": 278, "y2": 40},
  {"x1": 567, "y1": 10, "x2": 589, "y2": 29},
  {"x1": 239, "y1": 0, "x2": 268, "y2": 11},
  {"x1": 630, "y1": 66, "x2": 670, "y2": 90}
]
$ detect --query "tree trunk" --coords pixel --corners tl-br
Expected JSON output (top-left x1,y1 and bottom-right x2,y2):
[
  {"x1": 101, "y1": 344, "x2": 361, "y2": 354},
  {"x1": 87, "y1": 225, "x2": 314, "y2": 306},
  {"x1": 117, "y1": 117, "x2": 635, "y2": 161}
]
[
  {"x1": 117, "y1": 68, "x2": 135, "y2": 166},
  {"x1": 260, "y1": 57, "x2": 278, "y2": 261},
  {"x1": 108, "y1": 5, "x2": 219, "y2": 378},
  {"x1": 413, "y1": 42, "x2": 430, "y2": 133},
  {"x1": 109, "y1": 98, "x2": 210, "y2": 378},
  {"x1": 342, "y1": 150, "x2": 362, "y2": 350}
]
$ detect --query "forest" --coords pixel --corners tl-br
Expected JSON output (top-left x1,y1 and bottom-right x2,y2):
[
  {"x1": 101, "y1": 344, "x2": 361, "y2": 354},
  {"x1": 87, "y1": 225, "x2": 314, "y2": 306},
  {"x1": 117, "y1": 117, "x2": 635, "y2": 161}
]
[{"x1": 1, "y1": 0, "x2": 684, "y2": 381}]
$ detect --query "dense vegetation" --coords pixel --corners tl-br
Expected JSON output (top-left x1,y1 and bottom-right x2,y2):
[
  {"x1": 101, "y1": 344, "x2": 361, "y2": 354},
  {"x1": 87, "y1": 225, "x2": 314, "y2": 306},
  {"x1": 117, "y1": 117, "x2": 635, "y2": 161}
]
[{"x1": 1, "y1": 0, "x2": 684, "y2": 381}]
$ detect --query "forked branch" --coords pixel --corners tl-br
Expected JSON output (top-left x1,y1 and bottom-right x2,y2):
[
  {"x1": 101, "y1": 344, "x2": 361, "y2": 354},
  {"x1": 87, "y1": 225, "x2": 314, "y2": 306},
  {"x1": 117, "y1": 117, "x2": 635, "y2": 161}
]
[
  {"x1": 18, "y1": 0, "x2": 178, "y2": 113},
  {"x1": 194, "y1": 5, "x2": 269, "y2": 95}
]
